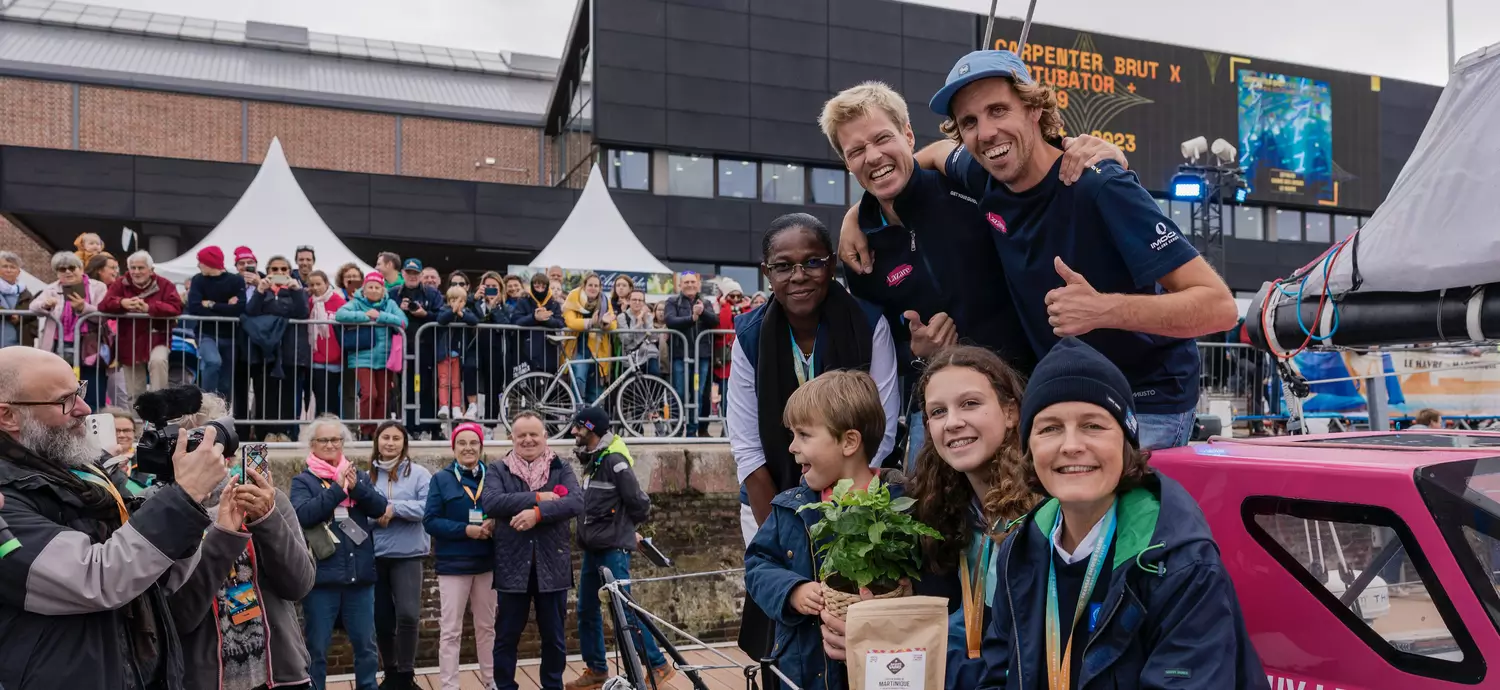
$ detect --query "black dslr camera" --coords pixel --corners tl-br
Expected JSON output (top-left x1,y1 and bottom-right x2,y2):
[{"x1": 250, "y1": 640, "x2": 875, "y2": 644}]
[{"x1": 133, "y1": 385, "x2": 239, "y2": 482}]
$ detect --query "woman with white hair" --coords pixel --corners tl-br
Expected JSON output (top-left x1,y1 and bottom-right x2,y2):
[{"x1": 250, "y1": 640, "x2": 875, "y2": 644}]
[
  {"x1": 290, "y1": 415, "x2": 389, "y2": 690},
  {"x1": 31, "y1": 250, "x2": 109, "y2": 408},
  {"x1": 0, "y1": 250, "x2": 38, "y2": 348}
]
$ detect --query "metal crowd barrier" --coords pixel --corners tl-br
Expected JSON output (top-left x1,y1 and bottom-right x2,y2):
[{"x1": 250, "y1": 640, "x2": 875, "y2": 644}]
[
  {"x1": 407, "y1": 322, "x2": 692, "y2": 439},
  {"x1": 694, "y1": 328, "x2": 736, "y2": 432},
  {"x1": 0, "y1": 308, "x2": 60, "y2": 353},
  {"x1": 1197, "y1": 341, "x2": 1278, "y2": 425}
]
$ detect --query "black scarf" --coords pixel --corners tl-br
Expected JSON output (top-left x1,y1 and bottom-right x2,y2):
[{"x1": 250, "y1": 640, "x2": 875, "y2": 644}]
[
  {"x1": 755, "y1": 282, "x2": 874, "y2": 492},
  {"x1": 0, "y1": 432, "x2": 120, "y2": 528}
]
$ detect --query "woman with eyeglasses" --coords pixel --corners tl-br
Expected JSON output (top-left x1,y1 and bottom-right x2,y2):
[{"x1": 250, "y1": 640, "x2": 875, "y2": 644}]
[
  {"x1": 472, "y1": 271, "x2": 511, "y2": 422},
  {"x1": 336, "y1": 263, "x2": 365, "y2": 301},
  {"x1": 31, "y1": 251, "x2": 109, "y2": 408},
  {"x1": 306, "y1": 270, "x2": 347, "y2": 419},
  {"x1": 725, "y1": 213, "x2": 900, "y2": 658},
  {"x1": 291, "y1": 416, "x2": 389, "y2": 690}
]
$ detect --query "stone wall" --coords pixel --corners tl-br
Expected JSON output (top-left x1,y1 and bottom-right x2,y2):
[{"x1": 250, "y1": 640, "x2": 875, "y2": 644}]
[{"x1": 260, "y1": 443, "x2": 744, "y2": 673}]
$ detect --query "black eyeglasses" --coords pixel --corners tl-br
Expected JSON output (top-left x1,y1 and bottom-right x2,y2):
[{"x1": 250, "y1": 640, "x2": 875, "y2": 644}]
[
  {"x1": 763, "y1": 256, "x2": 832, "y2": 278},
  {"x1": 5, "y1": 383, "x2": 87, "y2": 415},
  {"x1": 267, "y1": 266, "x2": 290, "y2": 274},
  {"x1": 451, "y1": 280, "x2": 469, "y2": 287}
]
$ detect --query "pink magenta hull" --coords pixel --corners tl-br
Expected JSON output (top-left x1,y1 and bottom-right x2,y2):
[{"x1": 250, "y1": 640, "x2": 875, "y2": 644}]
[{"x1": 1151, "y1": 431, "x2": 1500, "y2": 690}]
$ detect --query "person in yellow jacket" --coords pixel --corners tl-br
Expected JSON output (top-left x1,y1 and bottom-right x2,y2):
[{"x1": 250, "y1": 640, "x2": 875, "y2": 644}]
[{"x1": 563, "y1": 272, "x2": 618, "y2": 404}]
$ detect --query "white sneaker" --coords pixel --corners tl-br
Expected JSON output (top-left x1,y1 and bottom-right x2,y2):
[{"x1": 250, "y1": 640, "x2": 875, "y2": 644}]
[
  {"x1": 475, "y1": 398, "x2": 486, "y2": 417},
  {"x1": 438, "y1": 406, "x2": 451, "y2": 420},
  {"x1": 464, "y1": 403, "x2": 479, "y2": 420}
]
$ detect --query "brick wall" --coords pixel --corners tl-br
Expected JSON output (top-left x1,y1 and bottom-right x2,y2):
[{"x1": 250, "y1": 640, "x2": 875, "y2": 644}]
[
  {"x1": 78, "y1": 86, "x2": 241, "y2": 162},
  {"x1": 401, "y1": 117, "x2": 539, "y2": 185},
  {"x1": 249, "y1": 102, "x2": 397, "y2": 175},
  {"x1": 0, "y1": 216, "x2": 59, "y2": 282},
  {"x1": 0, "y1": 77, "x2": 71, "y2": 148}
]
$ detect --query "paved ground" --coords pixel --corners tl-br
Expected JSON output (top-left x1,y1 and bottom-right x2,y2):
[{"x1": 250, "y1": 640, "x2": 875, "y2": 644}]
[{"x1": 327, "y1": 645, "x2": 755, "y2": 690}]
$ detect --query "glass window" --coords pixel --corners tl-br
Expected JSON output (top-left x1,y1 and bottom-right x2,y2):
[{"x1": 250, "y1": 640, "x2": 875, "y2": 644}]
[
  {"x1": 1154, "y1": 198, "x2": 1168, "y2": 215},
  {"x1": 1334, "y1": 215, "x2": 1360, "y2": 242},
  {"x1": 811, "y1": 168, "x2": 847, "y2": 206},
  {"x1": 1275, "y1": 208, "x2": 1302, "y2": 241},
  {"x1": 1247, "y1": 498, "x2": 1475, "y2": 675},
  {"x1": 761, "y1": 163, "x2": 805, "y2": 204},
  {"x1": 1305, "y1": 212, "x2": 1331, "y2": 243},
  {"x1": 718, "y1": 159, "x2": 757, "y2": 199},
  {"x1": 667, "y1": 153, "x2": 712, "y2": 198},
  {"x1": 848, "y1": 171, "x2": 866, "y2": 204},
  {"x1": 1168, "y1": 200, "x2": 1193, "y2": 229},
  {"x1": 605, "y1": 149, "x2": 649, "y2": 191},
  {"x1": 1234, "y1": 206, "x2": 1264, "y2": 240},
  {"x1": 716, "y1": 265, "x2": 762, "y2": 297}
]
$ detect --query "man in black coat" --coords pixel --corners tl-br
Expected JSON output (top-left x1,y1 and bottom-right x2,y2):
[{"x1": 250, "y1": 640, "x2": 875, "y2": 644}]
[{"x1": 393, "y1": 257, "x2": 445, "y2": 438}]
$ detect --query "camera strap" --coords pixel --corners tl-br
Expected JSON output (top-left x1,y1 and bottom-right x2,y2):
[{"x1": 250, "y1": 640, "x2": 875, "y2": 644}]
[{"x1": 71, "y1": 465, "x2": 130, "y2": 525}]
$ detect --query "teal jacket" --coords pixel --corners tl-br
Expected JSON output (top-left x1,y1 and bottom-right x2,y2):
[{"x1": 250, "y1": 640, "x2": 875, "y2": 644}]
[{"x1": 334, "y1": 292, "x2": 408, "y2": 370}]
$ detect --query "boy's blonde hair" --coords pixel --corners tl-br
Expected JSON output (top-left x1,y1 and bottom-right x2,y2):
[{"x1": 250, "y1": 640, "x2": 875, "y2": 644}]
[
  {"x1": 445, "y1": 285, "x2": 467, "y2": 303},
  {"x1": 783, "y1": 370, "x2": 885, "y2": 460},
  {"x1": 818, "y1": 81, "x2": 911, "y2": 157}
]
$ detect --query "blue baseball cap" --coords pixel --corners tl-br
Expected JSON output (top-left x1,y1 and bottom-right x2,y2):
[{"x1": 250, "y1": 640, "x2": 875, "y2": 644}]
[
  {"x1": 929, "y1": 50, "x2": 1034, "y2": 117},
  {"x1": 402, "y1": 258, "x2": 423, "y2": 272}
]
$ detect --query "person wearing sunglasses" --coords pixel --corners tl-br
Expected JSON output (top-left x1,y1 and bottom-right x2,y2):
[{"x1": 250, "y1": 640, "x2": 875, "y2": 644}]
[
  {"x1": 30, "y1": 251, "x2": 110, "y2": 408},
  {"x1": 0, "y1": 345, "x2": 230, "y2": 690},
  {"x1": 663, "y1": 270, "x2": 718, "y2": 437},
  {"x1": 725, "y1": 213, "x2": 899, "y2": 660}
]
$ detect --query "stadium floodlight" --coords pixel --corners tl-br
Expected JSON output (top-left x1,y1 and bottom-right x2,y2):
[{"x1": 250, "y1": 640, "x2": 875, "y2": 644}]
[
  {"x1": 1180, "y1": 136, "x2": 1208, "y2": 162},
  {"x1": 1211, "y1": 138, "x2": 1238, "y2": 165},
  {"x1": 1234, "y1": 186, "x2": 1249, "y2": 203},
  {"x1": 1171, "y1": 172, "x2": 1206, "y2": 200}
]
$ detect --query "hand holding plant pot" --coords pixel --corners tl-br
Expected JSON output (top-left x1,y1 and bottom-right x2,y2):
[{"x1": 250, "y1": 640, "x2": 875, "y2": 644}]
[{"x1": 797, "y1": 477, "x2": 941, "y2": 620}]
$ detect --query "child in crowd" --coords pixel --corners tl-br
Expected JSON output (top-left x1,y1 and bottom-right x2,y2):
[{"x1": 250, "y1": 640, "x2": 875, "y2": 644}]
[
  {"x1": 435, "y1": 285, "x2": 479, "y2": 421},
  {"x1": 744, "y1": 370, "x2": 894, "y2": 690},
  {"x1": 73, "y1": 232, "x2": 104, "y2": 268}
]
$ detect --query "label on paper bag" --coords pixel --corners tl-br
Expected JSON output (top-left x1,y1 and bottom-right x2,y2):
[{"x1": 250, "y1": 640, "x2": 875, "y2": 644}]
[{"x1": 864, "y1": 649, "x2": 926, "y2": 690}]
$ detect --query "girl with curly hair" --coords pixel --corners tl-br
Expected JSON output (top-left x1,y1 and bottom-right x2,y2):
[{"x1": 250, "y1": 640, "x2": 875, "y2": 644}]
[{"x1": 908, "y1": 344, "x2": 1041, "y2": 688}]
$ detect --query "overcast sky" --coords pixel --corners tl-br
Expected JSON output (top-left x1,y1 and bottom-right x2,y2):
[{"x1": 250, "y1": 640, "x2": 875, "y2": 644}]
[{"x1": 93, "y1": 0, "x2": 1495, "y2": 85}]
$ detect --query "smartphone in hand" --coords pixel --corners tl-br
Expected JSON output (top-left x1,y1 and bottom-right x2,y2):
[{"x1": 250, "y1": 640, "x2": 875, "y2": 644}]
[{"x1": 240, "y1": 443, "x2": 269, "y2": 479}]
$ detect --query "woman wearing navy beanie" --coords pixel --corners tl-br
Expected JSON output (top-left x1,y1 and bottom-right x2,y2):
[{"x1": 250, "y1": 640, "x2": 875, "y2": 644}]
[{"x1": 977, "y1": 337, "x2": 1267, "y2": 689}]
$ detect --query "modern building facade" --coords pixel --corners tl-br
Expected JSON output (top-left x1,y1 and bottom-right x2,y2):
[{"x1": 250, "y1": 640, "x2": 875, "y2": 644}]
[{"x1": 0, "y1": 0, "x2": 1442, "y2": 297}]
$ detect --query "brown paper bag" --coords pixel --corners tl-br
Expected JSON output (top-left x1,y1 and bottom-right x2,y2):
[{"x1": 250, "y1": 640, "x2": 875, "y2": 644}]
[{"x1": 846, "y1": 595, "x2": 949, "y2": 690}]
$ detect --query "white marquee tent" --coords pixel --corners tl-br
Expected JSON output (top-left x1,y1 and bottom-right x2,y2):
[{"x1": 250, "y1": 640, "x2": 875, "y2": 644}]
[
  {"x1": 154, "y1": 138, "x2": 374, "y2": 283},
  {"x1": 530, "y1": 164, "x2": 672, "y2": 275}
]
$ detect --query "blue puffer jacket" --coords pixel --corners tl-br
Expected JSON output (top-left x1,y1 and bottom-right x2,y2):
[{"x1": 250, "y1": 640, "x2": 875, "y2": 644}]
[
  {"x1": 978, "y1": 473, "x2": 1267, "y2": 689},
  {"x1": 290, "y1": 468, "x2": 390, "y2": 587},
  {"x1": 334, "y1": 292, "x2": 408, "y2": 370},
  {"x1": 425, "y1": 461, "x2": 497, "y2": 576},
  {"x1": 744, "y1": 474, "x2": 905, "y2": 690},
  {"x1": 479, "y1": 453, "x2": 584, "y2": 593}
]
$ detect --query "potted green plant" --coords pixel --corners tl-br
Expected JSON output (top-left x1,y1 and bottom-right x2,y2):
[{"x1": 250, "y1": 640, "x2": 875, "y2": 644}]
[{"x1": 798, "y1": 477, "x2": 942, "y2": 620}]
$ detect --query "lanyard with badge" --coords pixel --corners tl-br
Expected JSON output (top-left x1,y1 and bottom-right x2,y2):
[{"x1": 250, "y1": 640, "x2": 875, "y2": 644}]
[
  {"x1": 957, "y1": 533, "x2": 993, "y2": 659},
  {"x1": 1045, "y1": 503, "x2": 1117, "y2": 690},
  {"x1": 455, "y1": 462, "x2": 486, "y2": 524},
  {"x1": 788, "y1": 327, "x2": 815, "y2": 386}
]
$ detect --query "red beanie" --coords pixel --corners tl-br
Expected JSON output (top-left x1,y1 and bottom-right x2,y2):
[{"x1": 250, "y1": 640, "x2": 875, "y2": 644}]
[
  {"x1": 197, "y1": 246, "x2": 225, "y2": 271},
  {"x1": 451, "y1": 422, "x2": 485, "y2": 449},
  {"x1": 234, "y1": 246, "x2": 256, "y2": 263}
]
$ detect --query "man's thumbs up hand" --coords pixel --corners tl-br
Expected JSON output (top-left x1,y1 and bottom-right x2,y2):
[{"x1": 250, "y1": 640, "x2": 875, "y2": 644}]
[
  {"x1": 1044, "y1": 257, "x2": 1109, "y2": 337},
  {"x1": 906, "y1": 310, "x2": 957, "y2": 358}
]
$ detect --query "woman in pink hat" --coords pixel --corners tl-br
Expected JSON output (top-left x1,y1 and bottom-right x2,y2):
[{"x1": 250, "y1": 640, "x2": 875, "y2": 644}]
[{"x1": 335, "y1": 272, "x2": 408, "y2": 438}]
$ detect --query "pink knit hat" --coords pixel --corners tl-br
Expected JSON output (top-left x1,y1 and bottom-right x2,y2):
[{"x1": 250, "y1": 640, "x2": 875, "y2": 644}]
[
  {"x1": 363, "y1": 271, "x2": 385, "y2": 286},
  {"x1": 451, "y1": 422, "x2": 485, "y2": 449}
]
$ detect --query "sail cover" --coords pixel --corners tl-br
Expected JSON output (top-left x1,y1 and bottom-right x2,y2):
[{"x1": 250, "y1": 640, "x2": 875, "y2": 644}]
[{"x1": 1300, "y1": 40, "x2": 1500, "y2": 296}]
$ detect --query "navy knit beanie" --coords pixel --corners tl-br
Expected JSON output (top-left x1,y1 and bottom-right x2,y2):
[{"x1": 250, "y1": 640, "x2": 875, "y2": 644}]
[{"x1": 1019, "y1": 337, "x2": 1139, "y2": 449}]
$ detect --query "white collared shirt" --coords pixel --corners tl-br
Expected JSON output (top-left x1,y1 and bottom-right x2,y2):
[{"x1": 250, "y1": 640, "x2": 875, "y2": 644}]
[{"x1": 1049, "y1": 506, "x2": 1114, "y2": 565}]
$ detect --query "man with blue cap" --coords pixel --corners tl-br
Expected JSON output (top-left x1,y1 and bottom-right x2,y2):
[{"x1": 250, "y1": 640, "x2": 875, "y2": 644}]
[
  {"x1": 842, "y1": 50, "x2": 1238, "y2": 449},
  {"x1": 394, "y1": 256, "x2": 445, "y2": 438}
]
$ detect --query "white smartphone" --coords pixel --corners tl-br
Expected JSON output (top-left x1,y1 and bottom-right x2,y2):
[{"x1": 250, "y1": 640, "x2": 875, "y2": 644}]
[{"x1": 84, "y1": 413, "x2": 116, "y2": 456}]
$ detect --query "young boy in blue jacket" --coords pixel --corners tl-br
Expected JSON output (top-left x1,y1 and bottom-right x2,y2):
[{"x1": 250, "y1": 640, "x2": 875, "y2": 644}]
[{"x1": 745, "y1": 370, "x2": 895, "y2": 690}]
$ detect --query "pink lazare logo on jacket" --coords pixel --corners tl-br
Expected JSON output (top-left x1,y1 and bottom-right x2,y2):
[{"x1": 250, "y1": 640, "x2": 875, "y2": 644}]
[
  {"x1": 987, "y1": 212, "x2": 1008, "y2": 234},
  {"x1": 887, "y1": 264, "x2": 914, "y2": 287}
]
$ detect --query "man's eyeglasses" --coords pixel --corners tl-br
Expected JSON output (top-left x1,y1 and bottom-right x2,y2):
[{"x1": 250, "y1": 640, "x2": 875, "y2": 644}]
[
  {"x1": 452, "y1": 280, "x2": 469, "y2": 287},
  {"x1": 763, "y1": 256, "x2": 832, "y2": 278},
  {"x1": 311, "y1": 436, "x2": 344, "y2": 446},
  {"x1": 4, "y1": 383, "x2": 87, "y2": 415}
]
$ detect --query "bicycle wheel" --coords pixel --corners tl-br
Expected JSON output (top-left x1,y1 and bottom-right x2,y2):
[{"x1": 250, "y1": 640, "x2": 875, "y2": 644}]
[
  {"x1": 502, "y1": 373, "x2": 579, "y2": 439},
  {"x1": 615, "y1": 374, "x2": 684, "y2": 438}
]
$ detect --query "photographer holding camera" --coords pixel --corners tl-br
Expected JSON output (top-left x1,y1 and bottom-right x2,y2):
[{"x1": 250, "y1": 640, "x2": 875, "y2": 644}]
[{"x1": 0, "y1": 347, "x2": 228, "y2": 690}]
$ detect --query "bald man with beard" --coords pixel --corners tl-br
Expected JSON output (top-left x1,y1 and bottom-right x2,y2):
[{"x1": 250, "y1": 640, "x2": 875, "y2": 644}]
[{"x1": 0, "y1": 347, "x2": 229, "y2": 690}]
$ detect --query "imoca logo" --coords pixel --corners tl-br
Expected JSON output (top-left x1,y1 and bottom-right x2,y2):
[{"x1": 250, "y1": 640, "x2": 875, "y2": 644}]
[{"x1": 887, "y1": 264, "x2": 913, "y2": 287}]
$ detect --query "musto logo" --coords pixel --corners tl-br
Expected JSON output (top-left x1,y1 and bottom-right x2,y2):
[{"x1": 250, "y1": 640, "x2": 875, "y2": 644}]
[
  {"x1": 1150, "y1": 221, "x2": 1179, "y2": 251},
  {"x1": 887, "y1": 264, "x2": 914, "y2": 287},
  {"x1": 987, "y1": 212, "x2": 1008, "y2": 234}
]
